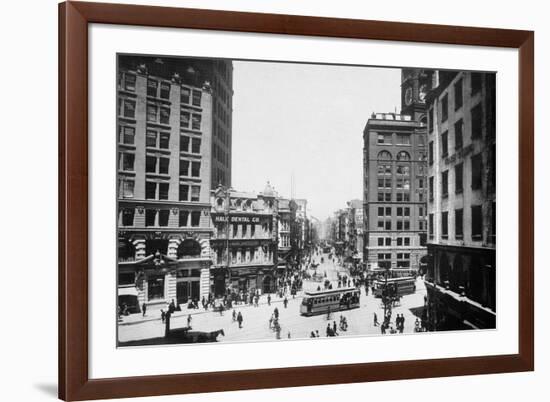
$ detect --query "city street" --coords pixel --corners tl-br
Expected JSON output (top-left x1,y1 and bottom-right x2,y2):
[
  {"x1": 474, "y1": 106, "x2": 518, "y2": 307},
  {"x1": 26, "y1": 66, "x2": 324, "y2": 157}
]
[{"x1": 118, "y1": 253, "x2": 427, "y2": 344}]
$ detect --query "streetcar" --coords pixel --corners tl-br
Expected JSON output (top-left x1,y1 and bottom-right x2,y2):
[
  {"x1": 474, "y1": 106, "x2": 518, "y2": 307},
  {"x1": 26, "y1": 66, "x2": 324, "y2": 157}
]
[
  {"x1": 372, "y1": 276, "x2": 416, "y2": 298},
  {"x1": 300, "y1": 287, "x2": 360, "y2": 316}
]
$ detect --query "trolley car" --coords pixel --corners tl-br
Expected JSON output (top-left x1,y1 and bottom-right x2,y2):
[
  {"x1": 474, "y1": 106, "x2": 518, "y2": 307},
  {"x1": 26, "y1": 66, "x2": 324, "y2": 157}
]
[{"x1": 300, "y1": 287, "x2": 360, "y2": 316}]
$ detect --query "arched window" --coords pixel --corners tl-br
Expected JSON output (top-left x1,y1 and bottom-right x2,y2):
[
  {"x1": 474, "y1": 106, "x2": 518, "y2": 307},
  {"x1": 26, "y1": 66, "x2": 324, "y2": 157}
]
[
  {"x1": 377, "y1": 150, "x2": 392, "y2": 160},
  {"x1": 419, "y1": 114, "x2": 427, "y2": 125},
  {"x1": 216, "y1": 198, "x2": 224, "y2": 208},
  {"x1": 177, "y1": 239, "x2": 202, "y2": 259},
  {"x1": 145, "y1": 239, "x2": 168, "y2": 256},
  {"x1": 235, "y1": 199, "x2": 242, "y2": 209},
  {"x1": 396, "y1": 151, "x2": 411, "y2": 161}
]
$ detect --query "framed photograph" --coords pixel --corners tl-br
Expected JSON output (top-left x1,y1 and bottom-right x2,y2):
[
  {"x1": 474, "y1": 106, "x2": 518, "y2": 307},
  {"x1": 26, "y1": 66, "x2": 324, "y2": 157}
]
[{"x1": 59, "y1": 1, "x2": 534, "y2": 400}]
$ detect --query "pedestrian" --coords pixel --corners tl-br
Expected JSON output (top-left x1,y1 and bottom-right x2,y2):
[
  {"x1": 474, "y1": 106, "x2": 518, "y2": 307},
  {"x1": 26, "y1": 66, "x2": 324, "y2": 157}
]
[
  {"x1": 274, "y1": 307, "x2": 279, "y2": 319},
  {"x1": 400, "y1": 314, "x2": 405, "y2": 333},
  {"x1": 381, "y1": 323, "x2": 386, "y2": 334},
  {"x1": 169, "y1": 299, "x2": 176, "y2": 314},
  {"x1": 326, "y1": 324, "x2": 332, "y2": 337},
  {"x1": 187, "y1": 314, "x2": 192, "y2": 328},
  {"x1": 373, "y1": 312, "x2": 378, "y2": 326},
  {"x1": 161, "y1": 309, "x2": 166, "y2": 323},
  {"x1": 333, "y1": 321, "x2": 338, "y2": 336},
  {"x1": 237, "y1": 311, "x2": 243, "y2": 328},
  {"x1": 267, "y1": 294, "x2": 271, "y2": 306},
  {"x1": 283, "y1": 297, "x2": 288, "y2": 308},
  {"x1": 142, "y1": 302, "x2": 147, "y2": 317},
  {"x1": 269, "y1": 315, "x2": 273, "y2": 329},
  {"x1": 316, "y1": 330, "x2": 320, "y2": 338},
  {"x1": 232, "y1": 309, "x2": 236, "y2": 322},
  {"x1": 287, "y1": 331, "x2": 291, "y2": 339},
  {"x1": 310, "y1": 331, "x2": 316, "y2": 338}
]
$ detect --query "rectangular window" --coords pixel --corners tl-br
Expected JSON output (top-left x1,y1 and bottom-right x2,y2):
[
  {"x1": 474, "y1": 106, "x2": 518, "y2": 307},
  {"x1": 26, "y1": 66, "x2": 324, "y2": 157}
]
[
  {"x1": 396, "y1": 134, "x2": 411, "y2": 145},
  {"x1": 471, "y1": 205, "x2": 483, "y2": 239},
  {"x1": 441, "y1": 94, "x2": 448, "y2": 122},
  {"x1": 428, "y1": 141, "x2": 434, "y2": 165},
  {"x1": 441, "y1": 211, "x2": 448, "y2": 238},
  {"x1": 145, "y1": 182, "x2": 156, "y2": 199},
  {"x1": 180, "y1": 135, "x2": 190, "y2": 152},
  {"x1": 429, "y1": 213, "x2": 434, "y2": 237},
  {"x1": 377, "y1": 238, "x2": 384, "y2": 246},
  {"x1": 146, "y1": 131, "x2": 157, "y2": 147},
  {"x1": 192, "y1": 114, "x2": 202, "y2": 130},
  {"x1": 442, "y1": 170, "x2": 449, "y2": 197},
  {"x1": 191, "y1": 138, "x2": 201, "y2": 154},
  {"x1": 160, "y1": 107, "x2": 170, "y2": 124},
  {"x1": 192, "y1": 90, "x2": 202, "y2": 106},
  {"x1": 180, "y1": 111, "x2": 190, "y2": 128},
  {"x1": 121, "y1": 179, "x2": 134, "y2": 198},
  {"x1": 471, "y1": 153, "x2": 483, "y2": 190},
  {"x1": 377, "y1": 133, "x2": 385, "y2": 145},
  {"x1": 404, "y1": 237, "x2": 410, "y2": 246},
  {"x1": 159, "y1": 132, "x2": 170, "y2": 149},
  {"x1": 121, "y1": 153, "x2": 134, "y2": 171},
  {"x1": 454, "y1": 78, "x2": 463, "y2": 110},
  {"x1": 471, "y1": 103, "x2": 483, "y2": 139},
  {"x1": 179, "y1": 184, "x2": 189, "y2": 201},
  {"x1": 179, "y1": 160, "x2": 190, "y2": 176},
  {"x1": 181, "y1": 87, "x2": 191, "y2": 104},
  {"x1": 119, "y1": 126, "x2": 135, "y2": 145},
  {"x1": 441, "y1": 131, "x2": 448, "y2": 157},
  {"x1": 121, "y1": 208, "x2": 134, "y2": 226},
  {"x1": 190, "y1": 211, "x2": 201, "y2": 227},
  {"x1": 454, "y1": 119, "x2": 463, "y2": 150},
  {"x1": 158, "y1": 183, "x2": 169, "y2": 200},
  {"x1": 377, "y1": 207, "x2": 384, "y2": 217},
  {"x1": 455, "y1": 208, "x2": 463, "y2": 239},
  {"x1": 429, "y1": 176, "x2": 434, "y2": 200},
  {"x1": 147, "y1": 104, "x2": 157, "y2": 122},
  {"x1": 147, "y1": 79, "x2": 158, "y2": 97},
  {"x1": 146, "y1": 155, "x2": 157, "y2": 173},
  {"x1": 179, "y1": 210, "x2": 189, "y2": 227},
  {"x1": 396, "y1": 238, "x2": 403, "y2": 246},
  {"x1": 145, "y1": 209, "x2": 156, "y2": 227},
  {"x1": 428, "y1": 107, "x2": 434, "y2": 132},
  {"x1": 385, "y1": 238, "x2": 391, "y2": 246},
  {"x1": 159, "y1": 157, "x2": 169, "y2": 174},
  {"x1": 418, "y1": 178, "x2": 424, "y2": 189},
  {"x1": 160, "y1": 82, "x2": 170, "y2": 99},
  {"x1": 471, "y1": 73, "x2": 482, "y2": 95},
  {"x1": 385, "y1": 221, "x2": 391, "y2": 230},
  {"x1": 158, "y1": 209, "x2": 170, "y2": 226},
  {"x1": 455, "y1": 163, "x2": 463, "y2": 193},
  {"x1": 122, "y1": 99, "x2": 135, "y2": 118},
  {"x1": 190, "y1": 185, "x2": 200, "y2": 202},
  {"x1": 147, "y1": 274, "x2": 164, "y2": 301},
  {"x1": 124, "y1": 73, "x2": 136, "y2": 91},
  {"x1": 191, "y1": 161, "x2": 201, "y2": 177}
]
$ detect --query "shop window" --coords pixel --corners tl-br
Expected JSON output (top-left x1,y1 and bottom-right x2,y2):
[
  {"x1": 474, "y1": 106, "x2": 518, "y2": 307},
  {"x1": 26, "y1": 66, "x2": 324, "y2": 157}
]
[{"x1": 148, "y1": 274, "x2": 165, "y2": 301}]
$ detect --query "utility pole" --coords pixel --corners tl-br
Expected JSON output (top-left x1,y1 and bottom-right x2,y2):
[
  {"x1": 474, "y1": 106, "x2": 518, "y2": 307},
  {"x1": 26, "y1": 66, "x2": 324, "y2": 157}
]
[{"x1": 225, "y1": 187, "x2": 231, "y2": 295}]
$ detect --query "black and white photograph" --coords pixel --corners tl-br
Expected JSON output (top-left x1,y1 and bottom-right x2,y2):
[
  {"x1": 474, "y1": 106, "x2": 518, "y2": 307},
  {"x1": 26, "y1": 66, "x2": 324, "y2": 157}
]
[{"x1": 116, "y1": 54, "x2": 496, "y2": 347}]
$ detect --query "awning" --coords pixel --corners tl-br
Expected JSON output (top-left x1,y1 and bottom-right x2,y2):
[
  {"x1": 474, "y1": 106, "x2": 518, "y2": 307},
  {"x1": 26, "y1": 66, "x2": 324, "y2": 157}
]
[{"x1": 118, "y1": 287, "x2": 138, "y2": 297}]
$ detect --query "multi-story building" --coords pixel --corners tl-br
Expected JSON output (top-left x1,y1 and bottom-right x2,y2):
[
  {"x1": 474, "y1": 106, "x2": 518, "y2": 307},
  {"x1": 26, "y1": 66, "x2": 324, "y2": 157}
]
[
  {"x1": 209, "y1": 183, "x2": 279, "y2": 296},
  {"x1": 424, "y1": 71, "x2": 496, "y2": 330},
  {"x1": 116, "y1": 56, "x2": 218, "y2": 312},
  {"x1": 363, "y1": 112, "x2": 428, "y2": 271},
  {"x1": 277, "y1": 198, "x2": 292, "y2": 265},
  {"x1": 348, "y1": 199, "x2": 364, "y2": 256}
]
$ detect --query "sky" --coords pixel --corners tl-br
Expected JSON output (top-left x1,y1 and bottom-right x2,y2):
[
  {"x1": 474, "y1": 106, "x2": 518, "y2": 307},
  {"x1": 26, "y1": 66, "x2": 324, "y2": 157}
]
[{"x1": 231, "y1": 60, "x2": 401, "y2": 221}]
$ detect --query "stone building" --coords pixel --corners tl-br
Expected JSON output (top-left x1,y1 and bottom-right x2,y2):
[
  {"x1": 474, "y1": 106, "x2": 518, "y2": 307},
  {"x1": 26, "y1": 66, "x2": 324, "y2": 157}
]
[
  {"x1": 363, "y1": 112, "x2": 428, "y2": 272},
  {"x1": 116, "y1": 56, "x2": 220, "y2": 312},
  {"x1": 424, "y1": 71, "x2": 496, "y2": 330},
  {"x1": 209, "y1": 183, "x2": 279, "y2": 296}
]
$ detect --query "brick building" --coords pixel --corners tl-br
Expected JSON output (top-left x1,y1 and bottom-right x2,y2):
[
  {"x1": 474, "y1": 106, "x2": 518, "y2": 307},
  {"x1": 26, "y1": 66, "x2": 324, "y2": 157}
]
[{"x1": 116, "y1": 56, "x2": 231, "y2": 312}]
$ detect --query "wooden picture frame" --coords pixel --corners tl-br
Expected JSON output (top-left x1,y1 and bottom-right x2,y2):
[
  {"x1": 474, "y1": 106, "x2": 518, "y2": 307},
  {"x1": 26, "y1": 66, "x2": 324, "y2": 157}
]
[{"x1": 59, "y1": 1, "x2": 534, "y2": 400}]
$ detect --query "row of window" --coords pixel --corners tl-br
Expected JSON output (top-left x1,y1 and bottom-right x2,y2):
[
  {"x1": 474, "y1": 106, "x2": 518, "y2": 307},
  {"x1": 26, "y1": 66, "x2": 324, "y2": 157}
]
[
  {"x1": 428, "y1": 73, "x2": 483, "y2": 132},
  {"x1": 427, "y1": 202, "x2": 495, "y2": 241},
  {"x1": 376, "y1": 150, "x2": 413, "y2": 161},
  {"x1": 120, "y1": 208, "x2": 202, "y2": 227},
  {"x1": 118, "y1": 127, "x2": 202, "y2": 155},
  {"x1": 377, "y1": 252, "x2": 411, "y2": 267},
  {"x1": 377, "y1": 237, "x2": 411, "y2": 246},
  {"x1": 376, "y1": 191, "x2": 424, "y2": 202},
  {"x1": 118, "y1": 151, "x2": 202, "y2": 178},
  {"x1": 427, "y1": 154, "x2": 483, "y2": 200},
  {"x1": 215, "y1": 222, "x2": 274, "y2": 238},
  {"x1": 118, "y1": 181, "x2": 200, "y2": 201},
  {"x1": 377, "y1": 219, "x2": 411, "y2": 231},
  {"x1": 376, "y1": 133, "x2": 420, "y2": 146}
]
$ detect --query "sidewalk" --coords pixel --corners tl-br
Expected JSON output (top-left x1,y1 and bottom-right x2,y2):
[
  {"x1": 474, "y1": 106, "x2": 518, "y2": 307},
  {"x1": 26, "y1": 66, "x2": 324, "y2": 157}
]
[{"x1": 118, "y1": 292, "x2": 301, "y2": 326}]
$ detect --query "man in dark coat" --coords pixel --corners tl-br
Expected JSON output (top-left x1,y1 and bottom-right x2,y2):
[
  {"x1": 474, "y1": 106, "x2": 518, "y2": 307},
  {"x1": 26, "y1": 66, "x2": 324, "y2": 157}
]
[{"x1": 237, "y1": 311, "x2": 243, "y2": 328}]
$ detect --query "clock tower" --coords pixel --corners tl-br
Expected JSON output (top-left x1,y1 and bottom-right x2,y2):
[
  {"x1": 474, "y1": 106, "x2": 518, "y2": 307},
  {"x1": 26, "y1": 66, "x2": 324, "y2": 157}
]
[{"x1": 401, "y1": 69, "x2": 433, "y2": 123}]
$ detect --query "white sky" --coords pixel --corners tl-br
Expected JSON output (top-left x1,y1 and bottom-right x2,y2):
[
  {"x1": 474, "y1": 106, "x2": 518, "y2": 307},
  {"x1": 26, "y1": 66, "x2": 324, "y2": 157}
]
[{"x1": 231, "y1": 60, "x2": 401, "y2": 221}]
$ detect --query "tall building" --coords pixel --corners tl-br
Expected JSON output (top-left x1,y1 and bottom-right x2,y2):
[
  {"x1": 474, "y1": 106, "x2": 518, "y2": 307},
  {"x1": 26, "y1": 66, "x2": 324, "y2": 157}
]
[
  {"x1": 362, "y1": 112, "x2": 428, "y2": 271},
  {"x1": 209, "y1": 183, "x2": 279, "y2": 296},
  {"x1": 116, "y1": 56, "x2": 219, "y2": 312},
  {"x1": 424, "y1": 71, "x2": 496, "y2": 330},
  {"x1": 118, "y1": 55, "x2": 233, "y2": 188},
  {"x1": 348, "y1": 199, "x2": 364, "y2": 257}
]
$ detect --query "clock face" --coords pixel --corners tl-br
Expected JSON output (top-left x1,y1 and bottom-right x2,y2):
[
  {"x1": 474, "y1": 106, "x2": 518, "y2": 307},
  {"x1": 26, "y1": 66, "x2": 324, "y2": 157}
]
[
  {"x1": 404, "y1": 87, "x2": 413, "y2": 106},
  {"x1": 418, "y1": 84, "x2": 427, "y2": 102}
]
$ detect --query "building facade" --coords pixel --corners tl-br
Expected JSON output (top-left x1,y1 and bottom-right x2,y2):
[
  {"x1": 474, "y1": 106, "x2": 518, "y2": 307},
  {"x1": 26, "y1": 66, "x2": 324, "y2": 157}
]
[
  {"x1": 209, "y1": 184, "x2": 279, "y2": 296},
  {"x1": 117, "y1": 57, "x2": 216, "y2": 312},
  {"x1": 424, "y1": 71, "x2": 496, "y2": 330},
  {"x1": 363, "y1": 112, "x2": 428, "y2": 272}
]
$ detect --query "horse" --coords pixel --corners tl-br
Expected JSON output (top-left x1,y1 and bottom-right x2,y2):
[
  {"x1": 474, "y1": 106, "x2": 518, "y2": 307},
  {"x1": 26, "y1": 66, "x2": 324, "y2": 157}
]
[{"x1": 195, "y1": 329, "x2": 225, "y2": 342}]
